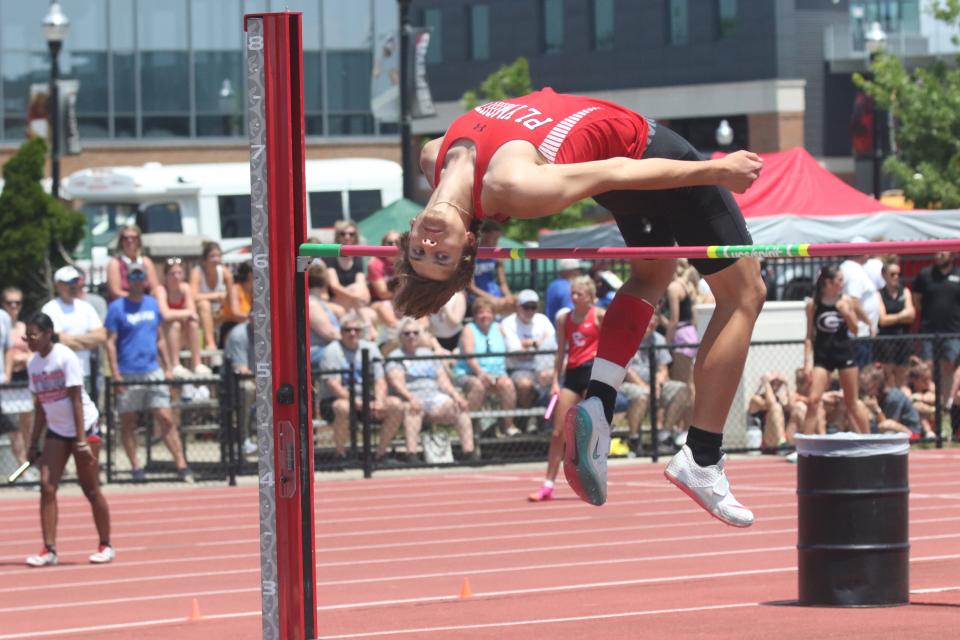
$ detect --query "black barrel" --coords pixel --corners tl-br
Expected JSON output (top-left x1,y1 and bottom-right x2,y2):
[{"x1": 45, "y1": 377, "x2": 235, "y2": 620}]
[{"x1": 796, "y1": 434, "x2": 910, "y2": 607}]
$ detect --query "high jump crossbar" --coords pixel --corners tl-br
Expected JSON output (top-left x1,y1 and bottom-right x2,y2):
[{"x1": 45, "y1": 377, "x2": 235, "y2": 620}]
[{"x1": 298, "y1": 239, "x2": 960, "y2": 265}]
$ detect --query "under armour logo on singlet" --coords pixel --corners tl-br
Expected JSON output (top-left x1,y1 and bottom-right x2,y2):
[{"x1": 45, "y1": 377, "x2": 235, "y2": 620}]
[{"x1": 473, "y1": 123, "x2": 486, "y2": 132}]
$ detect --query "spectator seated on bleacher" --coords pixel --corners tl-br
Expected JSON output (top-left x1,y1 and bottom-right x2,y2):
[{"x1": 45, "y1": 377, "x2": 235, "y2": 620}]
[
  {"x1": 316, "y1": 311, "x2": 404, "y2": 467},
  {"x1": 368, "y1": 232, "x2": 401, "y2": 330},
  {"x1": 621, "y1": 313, "x2": 693, "y2": 454},
  {"x1": 747, "y1": 371, "x2": 799, "y2": 451},
  {"x1": 500, "y1": 290, "x2": 556, "y2": 432},
  {"x1": 306, "y1": 261, "x2": 342, "y2": 371},
  {"x1": 224, "y1": 320, "x2": 258, "y2": 456},
  {"x1": 154, "y1": 258, "x2": 207, "y2": 377},
  {"x1": 385, "y1": 318, "x2": 476, "y2": 463},
  {"x1": 860, "y1": 366, "x2": 933, "y2": 439},
  {"x1": 190, "y1": 241, "x2": 236, "y2": 352},
  {"x1": 454, "y1": 298, "x2": 519, "y2": 437},
  {"x1": 906, "y1": 359, "x2": 937, "y2": 438},
  {"x1": 467, "y1": 221, "x2": 515, "y2": 316}
]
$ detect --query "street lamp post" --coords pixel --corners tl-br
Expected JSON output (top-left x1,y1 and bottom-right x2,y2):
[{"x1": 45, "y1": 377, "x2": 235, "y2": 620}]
[
  {"x1": 42, "y1": 2, "x2": 70, "y2": 201},
  {"x1": 398, "y1": 0, "x2": 414, "y2": 201},
  {"x1": 864, "y1": 20, "x2": 887, "y2": 200}
]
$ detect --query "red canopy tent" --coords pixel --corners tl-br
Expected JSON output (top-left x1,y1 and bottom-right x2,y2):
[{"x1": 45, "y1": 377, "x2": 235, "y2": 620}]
[{"x1": 712, "y1": 147, "x2": 896, "y2": 217}]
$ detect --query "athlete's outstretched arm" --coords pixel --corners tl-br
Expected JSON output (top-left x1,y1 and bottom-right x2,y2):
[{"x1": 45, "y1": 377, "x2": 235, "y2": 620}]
[{"x1": 491, "y1": 150, "x2": 762, "y2": 219}]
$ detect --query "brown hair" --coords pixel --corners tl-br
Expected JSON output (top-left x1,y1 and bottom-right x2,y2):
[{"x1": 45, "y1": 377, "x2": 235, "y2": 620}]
[
  {"x1": 390, "y1": 231, "x2": 478, "y2": 318},
  {"x1": 307, "y1": 260, "x2": 328, "y2": 290},
  {"x1": 202, "y1": 241, "x2": 222, "y2": 261}
]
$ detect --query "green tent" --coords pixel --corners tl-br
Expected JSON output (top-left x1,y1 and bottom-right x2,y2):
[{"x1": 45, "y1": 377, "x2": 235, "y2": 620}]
[{"x1": 356, "y1": 198, "x2": 421, "y2": 245}]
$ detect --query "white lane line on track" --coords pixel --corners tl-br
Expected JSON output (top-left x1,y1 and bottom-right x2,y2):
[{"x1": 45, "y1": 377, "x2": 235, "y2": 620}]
[
  {"x1": 911, "y1": 585, "x2": 960, "y2": 594},
  {"x1": 3, "y1": 554, "x2": 960, "y2": 638},
  {"x1": 4, "y1": 531, "x2": 958, "y2": 597},
  {"x1": 0, "y1": 611, "x2": 261, "y2": 640}
]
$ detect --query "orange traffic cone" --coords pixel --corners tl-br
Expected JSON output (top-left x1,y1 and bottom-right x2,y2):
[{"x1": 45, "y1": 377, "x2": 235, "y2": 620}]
[
  {"x1": 458, "y1": 577, "x2": 473, "y2": 599},
  {"x1": 187, "y1": 598, "x2": 203, "y2": 621}
]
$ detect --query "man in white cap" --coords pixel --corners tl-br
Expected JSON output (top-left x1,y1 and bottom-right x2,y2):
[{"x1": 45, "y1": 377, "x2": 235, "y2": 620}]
[
  {"x1": 501, "y1": 289, "x2": 557, "y2": 428},
  {"x1": 41, "y1": 266, "x2": 107, "y2": 399},
  {"x1": 840, "y1": 237, "x2": 880, "y2": 367},
  {"x1": 545, "y1": 259, "x2": 582, "y2": 323}
]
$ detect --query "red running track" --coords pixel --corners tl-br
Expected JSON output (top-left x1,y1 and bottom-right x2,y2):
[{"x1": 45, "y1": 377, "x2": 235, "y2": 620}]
[{"x1": 0, "y1": 450, "x2": 958, "y2": 639}]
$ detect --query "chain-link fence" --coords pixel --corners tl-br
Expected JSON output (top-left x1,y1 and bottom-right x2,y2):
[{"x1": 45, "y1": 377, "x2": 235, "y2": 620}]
[
  {"x1": 102, "y1": 373, "x2": 230, "y2": 483},
  {"x1": 3, "y1": 332, "x2": 957, "y2": 487}
]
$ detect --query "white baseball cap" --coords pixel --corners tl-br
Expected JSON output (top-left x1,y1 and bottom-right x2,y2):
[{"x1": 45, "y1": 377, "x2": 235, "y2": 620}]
[
  {"x1": 54, "y1": 265, "x2": 82, "y2": 283},
  {"x1": 557, "y1": 259, "x2": 582, "y2": 272},
  {"x1": 517, "y1": 289, "x2": 540, "y2": 306}
]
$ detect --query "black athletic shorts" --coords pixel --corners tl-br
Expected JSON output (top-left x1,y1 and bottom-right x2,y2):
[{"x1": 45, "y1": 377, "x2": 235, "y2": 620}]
[
  {"x1": 46, "y1": 424, "x2": 101, "y2": 444},
  {"x1": 563, "y1": 361, "x2": 594, "y2": 396},
  {"x1": 813, "y1": 350, "x2": 856, "y2": 373},
  {"x1": 593, "y1": 123, "x2": 752, "y2": 275}
]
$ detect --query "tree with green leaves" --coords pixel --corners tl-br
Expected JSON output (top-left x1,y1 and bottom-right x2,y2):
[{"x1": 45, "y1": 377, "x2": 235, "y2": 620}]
[
  {"x1": 459, "y1": 57, "x2": 597, "y2": 242},
  {"x1": 0, "y1": 137, "x2": 85, "y2": 312},
  {"x1": 854, "y1": 1, "x2": 960, "y2": 208}
]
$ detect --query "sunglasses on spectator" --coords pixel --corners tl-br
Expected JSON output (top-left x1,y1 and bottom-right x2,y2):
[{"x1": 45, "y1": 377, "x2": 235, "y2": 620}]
[
  {"x1": 3, "y1": 299, "x2": 21, "y2": 307},
  {"x1": 342, "y1": 327, "x2": 363, "y2": 334},
  {"x1": 63, "y1": 278, "x2": 81, "y2": 285},
  {"x1": 402, "y1": 330, "x2": 420, "y2": 337},
  {"x1": 337, "y1": 231, "x2": 357, "y2": 238},
  {"x1": 121, "y1": 234, "x2": 139, "y2": 242},
  {"x1": 128, "y1": 272, "x2": 147, "y2": 281},
  {"x1": 521, "y1": 303, "x2": 538, "y2": 311}
]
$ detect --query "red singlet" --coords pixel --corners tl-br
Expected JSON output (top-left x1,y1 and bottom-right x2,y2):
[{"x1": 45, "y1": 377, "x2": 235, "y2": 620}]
[
  {"x1": 565, "y1": 306, "x2": 600, "y2": 369},
  {"x1": 434, "y1": 88, "x2": 651, "y2": 221}
]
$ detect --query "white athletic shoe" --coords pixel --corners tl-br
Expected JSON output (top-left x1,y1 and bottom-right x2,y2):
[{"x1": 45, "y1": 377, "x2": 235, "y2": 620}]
[
  {"x1": 26, "y1": 549, "x2": 58, "y2": 567},
  {"x1": 171, "y1": 365, "x2": 192, "y2": 379},
  {"x1": 562, "y1": 396, "x2": 610, "y2": 506},
  {"x1": 785, "y1": 451, "x2": 798, "y2": 464},
  {"x1": 89, "y1": 544, "x2": 115, "y2": 564},
  {"x1": 193, "y1": 363, "x2": 214, "y2": 377},
  {"x1": 664, "y1": 445, "x2": 754, "y2": 528}
]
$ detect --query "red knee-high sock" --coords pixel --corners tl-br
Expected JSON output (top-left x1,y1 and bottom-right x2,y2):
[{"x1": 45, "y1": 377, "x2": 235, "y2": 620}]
[
  {"x1": 594, "y1": 293, "x2": 655, "y2": 378},
  {"x1": 588, "y1": 293, "x2": 655, "y2": 422}
]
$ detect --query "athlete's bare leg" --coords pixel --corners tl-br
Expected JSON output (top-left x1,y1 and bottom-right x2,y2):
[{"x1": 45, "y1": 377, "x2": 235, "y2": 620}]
[{"x1": 695, "y1": 258, "x2": 767, "y2": 433}]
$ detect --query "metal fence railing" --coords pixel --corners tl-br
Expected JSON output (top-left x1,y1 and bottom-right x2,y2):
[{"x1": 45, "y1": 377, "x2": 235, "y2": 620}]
[{"x1": 2, "y1": 332, "x2": 957, "y2": 487}]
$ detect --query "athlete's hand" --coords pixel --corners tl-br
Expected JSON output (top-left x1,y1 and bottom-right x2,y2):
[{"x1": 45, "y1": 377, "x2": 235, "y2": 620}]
[{"x1": 717, "y1": 150, "x2": 763, "y2": 193}]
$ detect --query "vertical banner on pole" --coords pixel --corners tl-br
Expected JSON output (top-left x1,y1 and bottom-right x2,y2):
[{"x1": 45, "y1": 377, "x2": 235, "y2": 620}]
[{"x1": 246, "y1": 12, "x2": 317, "y2": 640}]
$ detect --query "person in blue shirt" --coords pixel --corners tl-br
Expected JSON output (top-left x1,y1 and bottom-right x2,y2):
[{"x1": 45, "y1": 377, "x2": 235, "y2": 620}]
[
  {"x1": 105, "y1": 262, "x2": 192, "y2": 482},
  {"x1": 544, "y1": 259, "x2": 581, "y2": 323},
  {"x1": 455, "y1": 298, "x2": 518, "y2": 436}
]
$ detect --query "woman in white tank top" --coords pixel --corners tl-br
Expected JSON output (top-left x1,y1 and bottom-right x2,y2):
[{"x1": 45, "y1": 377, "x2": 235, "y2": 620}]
[{"x1": 190, "y1": 241, "x2": 235, "y2": 352}]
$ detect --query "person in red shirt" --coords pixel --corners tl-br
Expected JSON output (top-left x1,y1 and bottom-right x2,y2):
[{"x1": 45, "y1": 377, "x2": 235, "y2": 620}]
[
  {"x1": 529, "y1": 275, "x2": 603, "y2": 502},
  {"x1": 392, "y1": 88, "x2": 762, "y2": 527}
]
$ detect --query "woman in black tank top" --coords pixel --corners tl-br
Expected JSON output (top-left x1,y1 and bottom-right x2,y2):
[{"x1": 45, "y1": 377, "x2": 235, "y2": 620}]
[
  {"x1": 802, "y1": 265, "x2": 870, "y2": 436},
  {"x1": 876, "y1": 259, "x2": 916, "y2": 387}
]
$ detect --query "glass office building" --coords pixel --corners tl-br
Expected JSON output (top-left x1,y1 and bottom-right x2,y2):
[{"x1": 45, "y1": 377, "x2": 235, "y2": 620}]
[{"x1": 0, "y1": 0, "x2": 399, "y2": 143}]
